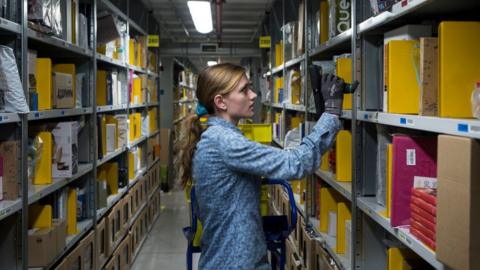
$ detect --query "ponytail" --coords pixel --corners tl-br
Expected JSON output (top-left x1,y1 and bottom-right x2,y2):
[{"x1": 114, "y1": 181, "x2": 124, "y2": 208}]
[{"x1": 173, "y1": 113, "x2": 204, "y2": 188}]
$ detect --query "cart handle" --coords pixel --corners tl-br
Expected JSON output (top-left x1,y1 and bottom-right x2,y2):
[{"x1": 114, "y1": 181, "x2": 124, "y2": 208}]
[{"x1": 262, "y1": 179, "x2": 298, "y2": 237}]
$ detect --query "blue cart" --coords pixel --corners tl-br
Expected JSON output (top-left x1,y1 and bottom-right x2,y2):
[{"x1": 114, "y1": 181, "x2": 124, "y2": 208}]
[{"x1": 183, "y1": 179, "x2": 298, "y2": 270}]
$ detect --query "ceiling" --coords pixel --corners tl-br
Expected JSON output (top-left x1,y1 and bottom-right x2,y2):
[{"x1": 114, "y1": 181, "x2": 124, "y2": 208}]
[{"x1": 141, "y1": 0, "x2": 272, "y2": 70}]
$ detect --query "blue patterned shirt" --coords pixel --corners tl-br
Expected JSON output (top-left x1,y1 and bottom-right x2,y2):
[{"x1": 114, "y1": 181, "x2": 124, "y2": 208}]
[{"x1": 192, "y1": 113, "x2": 340, "y2": 269}]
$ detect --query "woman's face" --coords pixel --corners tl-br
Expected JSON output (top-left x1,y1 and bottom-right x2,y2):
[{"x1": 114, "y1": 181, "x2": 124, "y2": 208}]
[{"x1": 221, "y1": 75, "x2": 257, "y2": 120}]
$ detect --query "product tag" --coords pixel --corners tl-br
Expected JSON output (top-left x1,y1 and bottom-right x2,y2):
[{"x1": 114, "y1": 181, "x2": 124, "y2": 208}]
[{"x1": 406, "y1": 149, "x2": 416, "y2": 166}]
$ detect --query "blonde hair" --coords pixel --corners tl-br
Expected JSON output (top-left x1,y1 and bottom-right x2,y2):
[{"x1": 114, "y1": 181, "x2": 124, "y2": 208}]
[{"x1": 174, "y1": 63, "x2": 246, "y2": 188}]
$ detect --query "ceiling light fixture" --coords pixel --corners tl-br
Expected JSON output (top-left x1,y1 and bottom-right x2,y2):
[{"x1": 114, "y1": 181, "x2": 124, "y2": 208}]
[
  {"x1": 187, "y1": 1, "x2": 213, "y2": 34},
  {"x1": 207, "y1": 61, "x2": 218, "y2": 66}
]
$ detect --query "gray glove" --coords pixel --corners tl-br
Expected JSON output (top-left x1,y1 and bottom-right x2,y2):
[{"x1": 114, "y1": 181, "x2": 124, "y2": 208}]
[{"x1": 321, "y1": 73, "x2": 345, "y2": 116}]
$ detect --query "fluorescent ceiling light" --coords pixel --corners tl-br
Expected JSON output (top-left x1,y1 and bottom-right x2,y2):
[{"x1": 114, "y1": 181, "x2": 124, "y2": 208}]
[
  {"x1": 187, "y1": 1, "x2": 213, "y2": 34},
  {"x1": 207, "y1": 61, "x2": 217, "y2": 66}
]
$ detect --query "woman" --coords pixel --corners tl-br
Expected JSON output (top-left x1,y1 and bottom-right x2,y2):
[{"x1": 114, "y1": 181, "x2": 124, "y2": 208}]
[{"x1": 175, "y1": 63, "x2": 343, "y2": 269}]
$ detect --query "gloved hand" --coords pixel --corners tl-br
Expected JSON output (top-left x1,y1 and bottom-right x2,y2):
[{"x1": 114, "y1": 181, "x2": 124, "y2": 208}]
[{"x1": 321, "y1": 73, "x2": 345, "y2": 116}]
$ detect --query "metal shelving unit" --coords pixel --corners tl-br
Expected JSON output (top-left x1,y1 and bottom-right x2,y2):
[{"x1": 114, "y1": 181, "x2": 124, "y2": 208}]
[
  {"x1": 27, "y1": 108, "x2": 93, "y2": 121},
  {"x1": 96, "y1": 53, "x2": 128, "y2": 68},
  {"x1": 97, "y1": 104, "x2": 128, "y2": 113},
  {"x1": 27, "y1": 164, "x2": 93, "y2": 205},
  {"x1": 0, "y1": 1, "x2": 163, "y2": 268},
  {"x1": 262, "y1": 0, "x2": 480, "y2": 269},
  {"x1": 357, "y1": 111, "x2": 480, "y2": 139},
  {"x1": 315, "y1": 170, "x2": 352, "y2": 201}
]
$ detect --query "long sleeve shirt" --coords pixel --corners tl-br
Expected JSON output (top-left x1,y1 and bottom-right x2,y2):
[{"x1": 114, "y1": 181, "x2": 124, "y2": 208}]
[{"x1": 192, "y1": 113, "x2": 341, "y2": 270}]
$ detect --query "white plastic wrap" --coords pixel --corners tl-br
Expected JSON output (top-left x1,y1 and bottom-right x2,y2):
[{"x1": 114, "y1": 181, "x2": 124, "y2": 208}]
[
  {"x1": 0, "y1": 46, "x2": 29, "y2": 113},
  {"x1": 28, "y1": 0, "x2": 52, "y2": 28},
  {"x1": 472, "y1": 82, "x2": 480, "y2": 119},
  {"x1": 51, "y1": 0, "x2": 62, "y2": 37}
]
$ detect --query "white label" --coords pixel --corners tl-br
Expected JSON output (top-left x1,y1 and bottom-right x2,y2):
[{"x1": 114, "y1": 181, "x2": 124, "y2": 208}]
[
  {"x1": 470, "y1": 125, "x2": 480, "y2": 134},
  {"x1": 406, "y1": 149, "x2": 416, "y2": 166},
  {"x1": 413, "y1": 176, "x2": 437, "y2": 189}
]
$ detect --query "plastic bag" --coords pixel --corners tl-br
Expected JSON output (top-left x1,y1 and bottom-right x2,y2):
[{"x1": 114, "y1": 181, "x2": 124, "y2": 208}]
[
  {"x1": 51, "y1": 0, "x2": 62, "y2": 37},
  {"x1": 0, "y1": 45, "x2": 29, "y2": 113}
]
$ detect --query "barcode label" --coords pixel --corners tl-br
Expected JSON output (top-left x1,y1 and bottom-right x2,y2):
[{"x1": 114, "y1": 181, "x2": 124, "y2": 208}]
[
  {"x1": 406, "y1": 149, "x2": 416, "y2": 166},
  {"x1": 470, "y1": 125, "x2": 480, "y2": 134}
]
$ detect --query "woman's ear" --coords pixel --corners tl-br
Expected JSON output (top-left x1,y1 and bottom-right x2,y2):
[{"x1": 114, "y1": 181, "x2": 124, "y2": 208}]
[{"x1": 213, "y1": 94, "x2": 227, "y2": 111}]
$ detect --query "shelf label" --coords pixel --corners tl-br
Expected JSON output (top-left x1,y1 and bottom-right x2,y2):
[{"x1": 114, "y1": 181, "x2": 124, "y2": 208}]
[
  {"x1": 458, "y1": 123, "x2": 469, "y2": 133},
  {"x1": 470, "y1": 124, "x2": 480, "y2": 134},
  {"x1": 398, "y1": 229, "x2": 414, "y2": 248},
  {"x1": 35, "y1": 112, "x2": 39, "y2": 118},
  {"x1": 400, "y1": 117, "x2": 414, "y2": 126},
  {"x1": 148, "y1": 35, "x2": 159, "y2": 47},
  {"x1": 259, "y1": 36, "x2": 271, "y2": 48}
]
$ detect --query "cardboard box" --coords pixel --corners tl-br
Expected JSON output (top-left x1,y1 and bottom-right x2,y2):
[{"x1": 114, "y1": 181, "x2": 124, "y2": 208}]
[
  {"x1": 104, "y1": 256, "x2": 115, "y2": 270},
  {"x1": 315, "y1": 242, "x2": 336, "y2": 270},
  {"x1": 53, "y1": 219, "x2": 67, "y2": 256},
  {"x1": 53, "y1": 72, "x2": 75, "y2": 108},
  {"x1": 384, "y1": 24, "x2": 432, "y2": 45},
  {"x1": 159, "y1": 129, "x2": 170, "y2": 165},
  {"x1": 118, "y1": 233, "x2": 131, "y2": 269},
  {"x1": 437, "y1": 135, "x2": 480, "y2": 270},
  {"x1": 122, "y1": 195, "x2": 131, "y2": 230},
  {"x1": 28, "y1": 228, "x2": 56, "y2": 267},
  {"x1": 115, "y1": 114, "x2": 128, "y2": 148},
  {"x1": 106, "y1": 209, "x2": 116, "y2": 256},
  {"x1": 52, "y1": 122, "x2": 78, "y2": 178},
  {"x1": 0, "y1": 141, "x2": 19, "y2": 200},
  {"x1": 80, "y1": 231, "x2": 95, "y2": 270},
  {"x1": 302, "y1": 227, "x2": 316, "y2": 269},
  {"x1": 419, "y1": 37, "x2": 438, "y2": 116},
  {"x1": 96, "y1": 179, "x2": 108, "y2": 209},
  {"x1": 65, "y1": 241, "x2": 84, "y2": 269},
  {"x1": 96, "y1": 218, "x2": 108, "y2": 267},
  {"x1": 53, "y1": 258, "x2": 68, "y2": 270}
]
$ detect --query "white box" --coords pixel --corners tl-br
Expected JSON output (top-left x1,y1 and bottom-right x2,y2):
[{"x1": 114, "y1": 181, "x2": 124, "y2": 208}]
[
  {"x1": 328, "y1": 211, "x2": 337, "y2": 238},
  {"x1": 106, "y1": 124, "x2": 116, "y2": 153},
  {"x1": 345, "y1": 219, "x2": 352, "y2": 262},
  {"x1": 52, "y1": 122, "x2": 78, "y2": 178},
  {"x1": 115, "y1": 115, "x2": 128, "y2": 147},
  {"x1": 111, "y1": 72, "x2": 118, "y2": 106},
  {"x1": 117, "y1": 81, "x2": 123, "y2": 105},
  {"x1": 53, "y1": 72, "x2": 74, "y2": 109},
  {"x1": 384, "y1": 24, "x2": 432, "y2": 44},
  {"x1": 141, "y1": 115, "x2": 149, "y2": 136}
]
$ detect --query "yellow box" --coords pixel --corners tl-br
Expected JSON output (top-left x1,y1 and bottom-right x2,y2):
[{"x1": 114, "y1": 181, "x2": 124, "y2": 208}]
[
  {"x1": 36, "y1": 58, "x2": 52, "y2": 111},
  {"x1": 336, "y1": 130, "x2": 352, "y2": 182},
  {"x1": 67, "y1": 188, "x2": 78, "y2": 234},
  {"x1": 336, "y1": 201, "x2": 351, "y2": 254},
  {"x1": 439, "y1": 21, "x2": 480, "y2": 118},
  {"x1": 34, "y1": 132, "x2": 52, "y2": 185},
  {"x1": 129, "y1": 38, "x2": 135, "y2": 66},
  {"x1": 131, "y1": 77, "x2": 142, "y2": 105},
  {"x1": 29, "y1": 204, "x2": 52, "y2": 229},
  {"x1": 96, "y1": 70, "x2": 107, "y2": 106},
  {"x1": 238, "y1": 124, "x2": 272, "y2": 144},
  {"x1": 319, "y1": 187, "x2": 337, "y2": 233},
  {"x1": 336, "y1": 57, "x2": 352, "y2": 110},
  {"x1": 385, "y1": 40, "x2": 420, "y2": 114}
]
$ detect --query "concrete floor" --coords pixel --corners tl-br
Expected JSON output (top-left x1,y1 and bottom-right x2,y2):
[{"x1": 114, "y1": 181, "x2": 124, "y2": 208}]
[{"x1": 131, "y1": 191, "x2": 199, "y2": 270}]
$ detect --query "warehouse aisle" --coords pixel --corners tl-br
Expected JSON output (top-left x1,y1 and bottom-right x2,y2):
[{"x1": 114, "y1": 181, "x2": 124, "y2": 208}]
[{"x1": 131, "y1": 191, "x2": 195, "y2": 270}]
